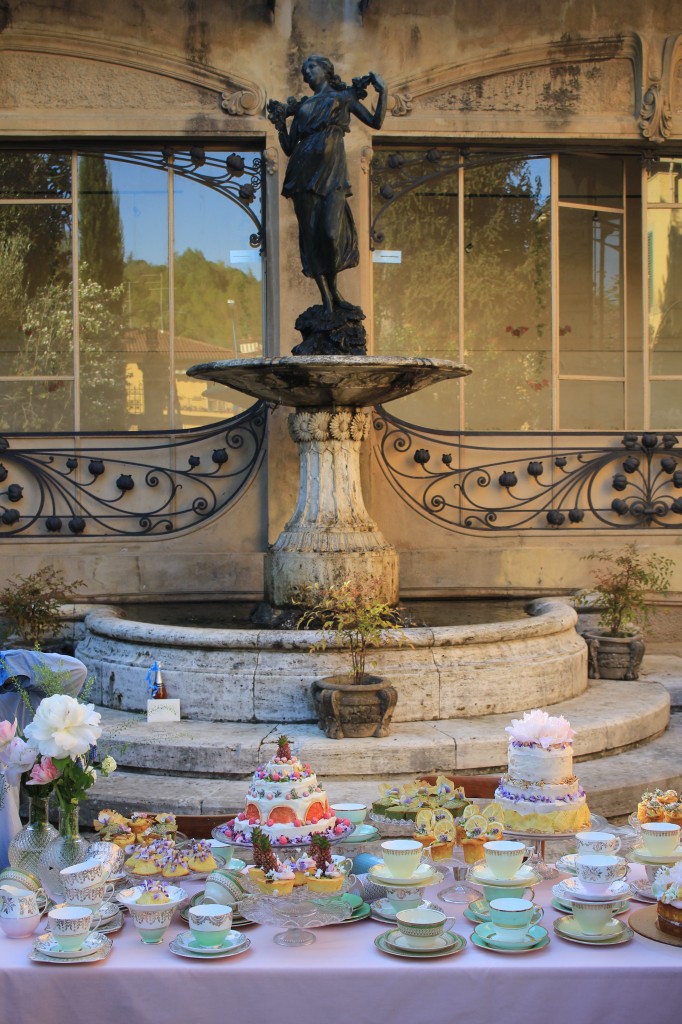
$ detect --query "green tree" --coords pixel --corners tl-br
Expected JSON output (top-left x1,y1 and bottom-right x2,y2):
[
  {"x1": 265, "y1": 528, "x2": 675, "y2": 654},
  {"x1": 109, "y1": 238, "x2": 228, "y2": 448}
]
[{"x1": 78, "y1": 154, "x2": 125, "y2": 292}]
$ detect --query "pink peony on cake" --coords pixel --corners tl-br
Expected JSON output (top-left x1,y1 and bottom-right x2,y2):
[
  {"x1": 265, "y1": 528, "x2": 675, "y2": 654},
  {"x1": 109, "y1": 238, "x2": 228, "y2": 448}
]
[
  {"x1": 494, "y1": 709, "x2": 591, "y2": 835},
  {"x1": 218, "y1": 735, "x2": 352, "y2": 847}
]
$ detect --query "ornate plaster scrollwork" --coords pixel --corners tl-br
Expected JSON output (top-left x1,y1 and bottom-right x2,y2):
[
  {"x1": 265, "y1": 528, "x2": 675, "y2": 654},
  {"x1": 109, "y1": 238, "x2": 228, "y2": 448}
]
[
  {"x1": 263, "y1": 148, "x2": 278, "y2": 175},
  {"x1": 221, "y1": 88, "x2": 262, "y2": 116},
  {"x1": 388, "y1": 91, "x2": 413, "y2": 117},
  {"x1": 360, "y1": 146, "x2": 374, "y2": 175},
  {"x1": 638, "y1": 75, "x2": 673, "y2": 144}
]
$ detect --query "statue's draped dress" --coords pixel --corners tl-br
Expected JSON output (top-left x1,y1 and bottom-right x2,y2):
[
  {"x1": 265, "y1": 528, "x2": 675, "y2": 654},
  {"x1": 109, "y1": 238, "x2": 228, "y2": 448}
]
[{"x1": 282, "y1": 89, "x2": 359, "y2": 279}]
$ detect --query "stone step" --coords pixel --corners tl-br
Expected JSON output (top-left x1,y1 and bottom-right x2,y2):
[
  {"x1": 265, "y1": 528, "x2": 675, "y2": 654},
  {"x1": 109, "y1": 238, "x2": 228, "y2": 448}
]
[
  {"x1": 83, "y1": 715, "x2": 682, "y2": 824},
  {"x1": 96, "y1": 679, "x2": 670, "y2": 778}
]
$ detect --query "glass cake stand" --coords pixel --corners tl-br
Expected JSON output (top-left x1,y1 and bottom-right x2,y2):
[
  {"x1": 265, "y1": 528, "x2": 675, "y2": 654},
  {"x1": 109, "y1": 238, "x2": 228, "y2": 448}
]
[
  {"x1": 211, "y1": 820, "x2": 356, "y2": 852},
  {"x1": 503, "y1": 813, "x2": 609, "y2": 880},
  {"x1": 237, "y1": 876, "x2": 355, "y2": 946}
]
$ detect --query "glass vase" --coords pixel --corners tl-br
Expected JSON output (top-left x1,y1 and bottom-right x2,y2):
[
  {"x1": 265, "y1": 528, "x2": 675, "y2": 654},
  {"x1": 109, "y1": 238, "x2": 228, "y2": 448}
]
[
  {"x1": 38, "y1": 803, "x2": 91, "y2": 901},
  {"x1": 8, "y1": 794, "x2": 58, "y2": 881}
]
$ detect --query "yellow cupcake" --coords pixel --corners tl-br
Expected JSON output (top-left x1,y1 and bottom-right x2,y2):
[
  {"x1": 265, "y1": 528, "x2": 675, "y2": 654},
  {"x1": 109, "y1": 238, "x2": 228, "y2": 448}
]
[{"x1": 306, "y1": 874, "x2": 343, "y2": 894}]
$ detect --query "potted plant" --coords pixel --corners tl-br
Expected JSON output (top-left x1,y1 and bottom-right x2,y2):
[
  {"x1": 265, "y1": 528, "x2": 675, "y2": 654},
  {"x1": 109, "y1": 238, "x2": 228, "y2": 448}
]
[
  {"x1": 577, "y1": 544, "x2": 673, "y2": 680},
  {"x1": 296, "y1": 579, "x2": 409, "y2": 739}
]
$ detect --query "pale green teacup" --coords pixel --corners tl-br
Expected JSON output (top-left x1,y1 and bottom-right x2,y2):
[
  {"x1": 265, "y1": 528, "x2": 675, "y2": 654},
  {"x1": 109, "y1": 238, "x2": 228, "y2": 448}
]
[
  {"x1": 641, "y1": 822, "x2": 680, "y2": 856},
  {"x1": 483, "y1": 840, "x2": 527, "y2": 880},
  {"x1": 481, "y1": 883, "x2": 534, "y2": 903},
  {"x1": 571, "y1": 900, "x2": 618, "y2": 936},
  {"x1": 488, "y1": 897, "x2": 541, "y2": 946},
  {"x1": 395, "y1": 907, "x2": 456, "y2": 949},
  {"x1": 330, "y1": 803, "x2": 367, "y2": 825},
  {"x1": 188, "y1": 904, "x2": 232, "y2": 947},
  {"x1": 48, "y1": 906, "x2": 93, "y2": 951}
]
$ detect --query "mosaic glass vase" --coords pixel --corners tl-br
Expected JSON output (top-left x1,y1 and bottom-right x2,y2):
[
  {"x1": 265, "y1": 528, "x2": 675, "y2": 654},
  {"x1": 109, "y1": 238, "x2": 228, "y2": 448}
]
[
  {"x1": 38, "y1": 803, "x2": 91, "y2": 901},
  {"x1": 8, "y1": 794, "x2": 58, "y2": 879}
]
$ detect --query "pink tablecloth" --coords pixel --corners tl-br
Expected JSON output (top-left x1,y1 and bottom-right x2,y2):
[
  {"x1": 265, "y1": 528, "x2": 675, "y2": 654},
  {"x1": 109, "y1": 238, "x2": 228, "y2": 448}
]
[{"x1": 1, "y1": 867, "x2": 681, "y2": 1024}]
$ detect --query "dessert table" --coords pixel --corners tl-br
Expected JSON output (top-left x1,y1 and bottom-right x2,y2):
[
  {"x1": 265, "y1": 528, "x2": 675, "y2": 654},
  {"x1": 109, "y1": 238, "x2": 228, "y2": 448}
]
[{"x1": 1, "y1": 865, "x2": 680, "y2": 1024}]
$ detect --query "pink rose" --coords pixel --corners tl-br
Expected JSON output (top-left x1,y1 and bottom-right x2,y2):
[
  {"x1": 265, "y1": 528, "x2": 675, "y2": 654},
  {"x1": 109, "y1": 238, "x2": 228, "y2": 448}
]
[
  {"x1": 0, "y1": 720, "x2": 16, "y2": 750},
  {"x1": 0, "y1": 736, "x2": 38, "y2": 786},
  {"x1": 27, "y1": 757, "x2": 60, "y2": 786}
]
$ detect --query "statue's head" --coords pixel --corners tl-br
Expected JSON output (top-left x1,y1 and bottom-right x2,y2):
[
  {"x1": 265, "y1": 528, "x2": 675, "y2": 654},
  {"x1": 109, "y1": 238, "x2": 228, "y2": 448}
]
[{"x1": 302, "y1": 55, "x2": 341, "y2": 90}]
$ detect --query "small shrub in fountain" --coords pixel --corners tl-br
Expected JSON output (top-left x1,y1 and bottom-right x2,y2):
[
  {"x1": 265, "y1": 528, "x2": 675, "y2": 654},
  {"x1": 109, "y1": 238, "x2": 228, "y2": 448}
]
[{"x1": 0, "y1": 567, "x2": 86, "y2": 648}]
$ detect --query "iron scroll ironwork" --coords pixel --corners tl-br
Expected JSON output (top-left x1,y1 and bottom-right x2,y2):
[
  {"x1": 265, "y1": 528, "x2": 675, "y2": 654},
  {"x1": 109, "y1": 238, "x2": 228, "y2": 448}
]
[
  {"x1": 372, "y1": 408, "x2": 682, "y2": 531},
  {"x1": 0, "y1": 402, "x2": 267, "y2": 538}
]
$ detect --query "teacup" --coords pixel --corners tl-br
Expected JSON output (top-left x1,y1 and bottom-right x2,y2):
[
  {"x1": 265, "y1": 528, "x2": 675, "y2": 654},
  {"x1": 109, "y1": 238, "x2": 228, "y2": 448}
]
[
  {"x1": 641, "y1": 822, "x2": 681, "y2": 857},
  {"x1": 385, "y1": 886, "x2": 425, "y2": 915},
  {"x1": 488, "y1": 897, "x2": 541, "y2": 946},
  {"x1": 47, "y1": 906, "x2": 93, "y2": 951},
  {"x1": 330, "y1": 803, "x2": 367, "y2": 825},
  {"x1": 483, "y1": 840, "x2": 527, "y2": 880},
  {"x1": 188, "y1": 904, "x2": 233, "y2": 948},
  {"x1": 380, "y1": 840, "x2": 424, "y2": 879},
  {"x1": 60, "y1": 859, "x2": 107, "y2": 888},
  {"x1": 480, "y1": 883, "x2": 535, "y2": 904},
  {"x1": 571, "y1": 900, "x2": 619, "y2": 936},
  {"x1": 576, "y1": 831, "x2": 621, "y2": 856},
  {"x1": 575, "y1": 854, "x2": 627, "y2": 895},
  {"x1": 395, "y1": 907, "x2": 456, "y2": 949},
  {"x1": 0, "y1": 885, "x2": 43, "y2": 938},
  {"x1": 202, "y1": 869, "x2": 249, "y2": 906},
  {"x1": 62, "y1": 879, "x2": 114, "y2": 912},
  {"x1": 127, "y1": 902, "x2": 175, "y2": 944},
  {"x1": 0, "y1": 867, "x2": 44, "y2": 895},
  {"x1": 331, "y1": 855, "x2": 353, "y2": 876}
]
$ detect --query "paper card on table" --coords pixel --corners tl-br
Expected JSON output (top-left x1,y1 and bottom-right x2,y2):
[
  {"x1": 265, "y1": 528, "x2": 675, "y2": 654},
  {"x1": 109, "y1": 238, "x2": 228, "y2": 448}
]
[{"x1": 147, "y1": 699, "x2": 181, "y2": 722}]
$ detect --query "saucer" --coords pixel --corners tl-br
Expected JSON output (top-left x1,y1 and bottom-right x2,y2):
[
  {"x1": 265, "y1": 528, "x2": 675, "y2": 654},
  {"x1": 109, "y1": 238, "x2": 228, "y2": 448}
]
[
  {"x1": 469, "y1": 863, "x2": 540, "y2": 887},
  {"x1": 628, "y1": 880, "x2": 657, "y2": 903},
  {"x1": 628, "y1": 846, "x2": 682, "y2": 865},
  {"x1": 374, "y1": 929, "x2": 466, "y2": 959},
  {"x1": 471, "y1": 924, "x2": 549, "y2": 954},
  {"x1": 555, "y1": 854, "x2": 577, "y2": 874},
  {"x1": 370, "y1": 897, "x2": 431, "y2": 923},
  {"x1": 32, "y1": 931, "x2": 110, "y2": 961},
  {"x1": 336, "y1": 901, "x2": 371, "y2": 924},
  {"x1": 386, "y1": 928, "x2": 461, "y2": 953},
  {"x1": 339, "y1": 823, "x2": 380, "y2": 843},
  {"x1": 550, "y1": 896, "x2": 630, "y2": 916},
  {"x1": 174, "y1": 929, "x2": 246, "y2": 955},
  {"x1": 553, "y1": 915, "x2": 634, "y2": 946},
  {"x1": 474, "y1": 922, "x2": 546, "y2": 950},
  {"x1": 169, "y1": 933, "x2": 251, "y2": 960},
  {"x1": 369, "y1": 862, "x2": 439, "y2": 887},
  {"x1": 555, "y1": 877, "x2": 631, "y2": 902},
  {"x1": 94, "y1": 911, "x2": 124, "y2": 934}
]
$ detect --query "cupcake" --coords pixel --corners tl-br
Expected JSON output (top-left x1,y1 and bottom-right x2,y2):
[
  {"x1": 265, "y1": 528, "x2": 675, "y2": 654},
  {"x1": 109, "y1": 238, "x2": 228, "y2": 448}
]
[
  {"x1": 653, "y1": 862, "x2": 682, "y2": 937},
  {"x1": 185, "y1": 840, "x2": 218, "y2": 873},
  {"x1": 131, "y1": 848, "x2": 161, "y2": 876},
  {"x1": 136, "y1": 880, "x2": 171, "y2": 905},
  {"x1": 161, "y1": 850, "x2": 190, "y2": 879},
  {"x1": 304, "y1": 834, "x2": 344, "y2": 894},
  {"x1": 664, "y1": 802, "x2": 682, "y2": 825},
  {"x1": 290, "y1": 854, "x2": 316, "y2": 886}
]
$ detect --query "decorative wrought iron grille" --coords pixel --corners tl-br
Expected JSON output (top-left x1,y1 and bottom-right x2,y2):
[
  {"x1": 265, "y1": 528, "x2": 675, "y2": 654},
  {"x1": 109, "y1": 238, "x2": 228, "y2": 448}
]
[
  {"x1": 372, "y1": 407, "x2": 682, "y2": 531},
  {"x1": 0, "y1": 402, "x2": 267, "y2": 538}
]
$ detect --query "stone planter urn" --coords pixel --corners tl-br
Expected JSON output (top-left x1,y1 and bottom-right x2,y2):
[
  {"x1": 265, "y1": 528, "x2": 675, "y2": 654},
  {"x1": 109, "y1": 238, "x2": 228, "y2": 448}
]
[
  {"x1": 583, "y1": 629, "x2": 645, "y2": 680},
  {"x1": 312, "y1": 675, "x2": 398, "y2": 739}
]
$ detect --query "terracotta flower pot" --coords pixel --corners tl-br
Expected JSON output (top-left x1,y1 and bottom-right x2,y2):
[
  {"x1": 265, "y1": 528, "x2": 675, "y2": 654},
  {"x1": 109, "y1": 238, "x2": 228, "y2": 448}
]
[
  {"x1": 583, "y1": 629, "x2": 645, "y2": 680},
  {"x1": 311, "y1": 675, "x2": 397, "y2": 739}
]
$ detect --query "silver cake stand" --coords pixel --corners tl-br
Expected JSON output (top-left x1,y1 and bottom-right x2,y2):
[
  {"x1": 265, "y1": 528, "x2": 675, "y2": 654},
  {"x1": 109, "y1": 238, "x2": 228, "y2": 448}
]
[{"x1": 237, "y1": 875, "x2": 356, "y2": 946}]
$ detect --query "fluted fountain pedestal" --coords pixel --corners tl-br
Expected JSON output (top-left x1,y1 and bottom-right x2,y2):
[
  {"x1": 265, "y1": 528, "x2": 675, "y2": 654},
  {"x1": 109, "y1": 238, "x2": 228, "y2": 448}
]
[{"x1": 186, "y1": 356, "x2": 471, "y2": 607}]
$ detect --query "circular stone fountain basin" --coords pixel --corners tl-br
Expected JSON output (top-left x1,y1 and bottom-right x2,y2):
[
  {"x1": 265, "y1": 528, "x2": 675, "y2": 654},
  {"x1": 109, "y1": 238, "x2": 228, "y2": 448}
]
[{"x1": 77, "y1": 598, "x2": 586, "y2": 724}]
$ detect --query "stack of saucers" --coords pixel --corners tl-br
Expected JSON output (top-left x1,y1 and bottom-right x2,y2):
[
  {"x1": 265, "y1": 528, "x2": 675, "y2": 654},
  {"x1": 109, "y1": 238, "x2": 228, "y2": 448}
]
[
  {"x1": 374, "y1": 907, "x2": 466, "y2": 959},
  {"x1": 169, "y1": 929, "x2": 251, "y2": 959},
  {"x1": 170, "y1": 904, "x2": 251, "y2": 959},
  {"x1": 552, "y1": 876, "x2": 634, "y2": 946}
]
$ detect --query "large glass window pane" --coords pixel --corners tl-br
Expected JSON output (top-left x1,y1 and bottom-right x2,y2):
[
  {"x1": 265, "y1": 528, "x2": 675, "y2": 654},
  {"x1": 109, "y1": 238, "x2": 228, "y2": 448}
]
[
  {"x1": 0, "y1": 151, "x2": 71, "y2": 199},
  {"x1": 651, "y1": 380, "x2": 682, "y2": 429},
  {"x1": 647, "y1": 159, "x2": 682, "y2": 205},
  {"x1": 463, "y1": 157, "x2": 551, "y2": 431},
  {"x1": 0, "y1": 204, "x2": 73, "y2": 378},
  {"x1": 173, "y1": 151, "x2": 263, "y2": 427},
  {"x1": 559, "y1": 208, "x2": 623, "y2": 376},
  {"x1": 79, "y1": 154, "x2": 169, "y2": 431},
  {"x1": 647, "y1": 208, "x2": 682, "y2": 377},
  {"x1": 559, "y1": 154, "x2": 623, "y2": 208},
  {"x1": 373, "y1": 151, "x2": 459, "y2": 428},
  {"x1": 0, "y1": 380, "x2": 74, "y2": 433},
  {"x1": 560, "y1": 379, "x2": 624, "y2": 430}
]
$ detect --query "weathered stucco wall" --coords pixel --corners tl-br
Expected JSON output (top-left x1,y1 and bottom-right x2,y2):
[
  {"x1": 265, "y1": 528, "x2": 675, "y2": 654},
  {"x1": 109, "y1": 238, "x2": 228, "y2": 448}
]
[{"x1": 1, "y1": 0, "x2": 682, "y2": 603}]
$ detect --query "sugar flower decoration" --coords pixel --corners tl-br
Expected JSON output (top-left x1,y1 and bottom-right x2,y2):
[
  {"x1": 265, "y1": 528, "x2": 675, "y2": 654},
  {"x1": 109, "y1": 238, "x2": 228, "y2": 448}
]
[{"x1": 505, "y1": 708, "x2": 575, "y2": 747}]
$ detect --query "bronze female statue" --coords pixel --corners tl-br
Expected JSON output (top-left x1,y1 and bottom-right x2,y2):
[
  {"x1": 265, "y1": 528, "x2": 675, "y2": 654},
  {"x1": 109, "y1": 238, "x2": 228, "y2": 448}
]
[{"x1": 268, "y1": 56, "x2": 387, "y2": 334}]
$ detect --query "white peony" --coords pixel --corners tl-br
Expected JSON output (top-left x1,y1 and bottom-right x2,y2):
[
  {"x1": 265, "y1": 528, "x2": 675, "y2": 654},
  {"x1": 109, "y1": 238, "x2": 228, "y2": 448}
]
[
  {"x1": 505, "y1": 708, "x2": 575, "y2": 747},
  {"x1": 25, "y1": 694, "x2": 102, "y2": 759},
  {"x1": 101, "y1": 755, "x2": 117, "y2": 776}
]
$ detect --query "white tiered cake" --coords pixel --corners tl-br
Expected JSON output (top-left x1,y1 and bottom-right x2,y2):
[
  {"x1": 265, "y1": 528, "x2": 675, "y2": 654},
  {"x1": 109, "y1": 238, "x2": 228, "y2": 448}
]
[
  {"x1": 227, "y1": 735, "x2": 341, "y2": 844},
  {"x1": 494, "y1": 709, "x2": 591, "y2": 835}
]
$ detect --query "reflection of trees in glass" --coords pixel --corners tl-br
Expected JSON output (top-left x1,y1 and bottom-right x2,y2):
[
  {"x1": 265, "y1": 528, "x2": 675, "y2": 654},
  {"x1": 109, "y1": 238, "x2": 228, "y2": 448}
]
[
  {"x1": 373, "y1": 178, "x2": 458, "y2": 359},
  {"x1": 651, "y1": 213, "x2": 682, "y2": 367},
  {"x1": 463, "y1": 160, "x2": 551, "y2": 430},
  {"x1": 78, "y1": 155, "x2": 125, "y2": 292}
]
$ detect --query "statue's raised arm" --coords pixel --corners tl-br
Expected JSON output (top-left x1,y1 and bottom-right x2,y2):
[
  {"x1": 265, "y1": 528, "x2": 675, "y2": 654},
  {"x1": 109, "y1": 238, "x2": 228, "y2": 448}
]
[{"x1": 266, "y1": 55, "x2": 387, "y2": 354}]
